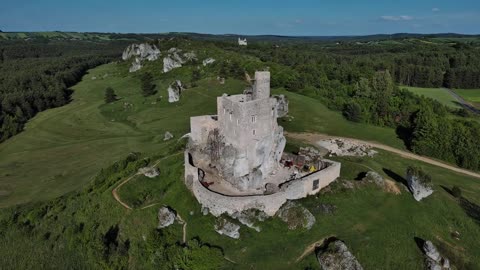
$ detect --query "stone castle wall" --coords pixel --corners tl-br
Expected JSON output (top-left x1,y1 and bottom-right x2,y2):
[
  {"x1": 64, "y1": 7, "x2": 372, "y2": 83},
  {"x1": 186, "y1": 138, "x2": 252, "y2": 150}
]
[{"x1": 185, "y1": 152, "x2": 341, "y2": 216}]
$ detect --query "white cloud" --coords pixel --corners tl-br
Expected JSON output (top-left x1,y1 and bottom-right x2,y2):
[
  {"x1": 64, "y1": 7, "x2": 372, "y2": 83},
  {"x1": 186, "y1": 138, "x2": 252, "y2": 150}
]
[
  {"x1": 432, "y1": 7, "x2": 440, "y2": 12},
  {"x1": 380, "y1": 15, "x2": 414, "y2": 21},
  {"x1": 294, "y1": 19, "x2": 303, "y2": 24}
]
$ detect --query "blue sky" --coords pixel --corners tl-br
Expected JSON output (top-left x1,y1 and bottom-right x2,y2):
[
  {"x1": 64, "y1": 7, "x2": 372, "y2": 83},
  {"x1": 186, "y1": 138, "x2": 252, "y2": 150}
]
[{"x1": 1, "y1": 0, "x2": 479, "y2": 35}]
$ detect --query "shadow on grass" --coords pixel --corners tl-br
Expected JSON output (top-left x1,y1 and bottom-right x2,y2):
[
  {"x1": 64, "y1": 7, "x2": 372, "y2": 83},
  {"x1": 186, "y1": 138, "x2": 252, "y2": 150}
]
[
  {"x1": 460, "y1": 197, "x2": 480, "y2": 225},
  {"x1": 383, "y1": 168, "x2": 409, "y2": 189},
  {"x1": 413, "y1": 236, "x2": 426, "y2": 253},
  {"x1": 440, "y1": 185, "x2": 454, "y2": 196}
]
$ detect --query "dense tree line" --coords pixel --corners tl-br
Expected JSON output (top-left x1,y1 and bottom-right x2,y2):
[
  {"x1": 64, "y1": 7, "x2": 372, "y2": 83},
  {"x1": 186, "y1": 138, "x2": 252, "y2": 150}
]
[
  {"x1": 216, "y1": 39, "x2": 480, "y2": 171},
  {"x1": 0, "y1": 40, "x2": 128, "y2": 142}
]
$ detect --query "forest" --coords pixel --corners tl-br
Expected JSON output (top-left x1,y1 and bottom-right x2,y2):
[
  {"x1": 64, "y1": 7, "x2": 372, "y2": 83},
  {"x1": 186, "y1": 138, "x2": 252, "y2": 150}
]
[
  {"x1": 216, "y1": 38, "x2": 480, "y2": 172},
  {"x1": 0, "y1": 40, "x2": 129, "y2": 142}
]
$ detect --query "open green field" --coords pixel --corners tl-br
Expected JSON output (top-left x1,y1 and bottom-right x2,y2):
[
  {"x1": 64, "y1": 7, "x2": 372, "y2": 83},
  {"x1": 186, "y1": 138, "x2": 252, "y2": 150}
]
[
  {"x1": 454, "y1": 89, "x2": 480, "y2": 107},
  {"x1": 402, "y1": 86, "x2": 462, "y2": 109},
  {"x1": 1, "y1": 62, "x2": 479, "y2": 269}
]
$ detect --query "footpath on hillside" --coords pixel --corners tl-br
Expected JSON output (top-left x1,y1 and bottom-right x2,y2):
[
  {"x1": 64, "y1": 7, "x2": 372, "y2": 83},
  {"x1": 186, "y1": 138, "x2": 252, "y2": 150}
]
[{"x1": 286, "y1": 132, "x2": 480, "y2": 180}]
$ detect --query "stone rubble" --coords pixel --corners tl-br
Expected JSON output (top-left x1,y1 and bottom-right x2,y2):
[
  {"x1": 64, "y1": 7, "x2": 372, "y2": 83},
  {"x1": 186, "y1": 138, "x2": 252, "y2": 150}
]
[
  {"x1": 317, "y1": 139, "x2": 378, "y2": 157},
  {"x1": 214, "y1": 218, "x2": 240, "y2": 239},
  {"x1": 157, "y1": 206, "x2": 176, "y2": 229},
  {"x1": 316, "y1": 239, "x2": 364, "y2": 270}
]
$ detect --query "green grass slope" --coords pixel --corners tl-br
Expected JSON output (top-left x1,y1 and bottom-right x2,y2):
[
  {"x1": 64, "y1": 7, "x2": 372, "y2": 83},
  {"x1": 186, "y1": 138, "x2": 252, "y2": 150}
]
[
  {"x1": 1, "y1": 61, "x2": 479, "y2": 269},
  {"x1": 454, "y1": 89, "x2": 480, "y2": 108},
  {"x1": 402, "y1": 86, "x2": 462, "y2": 109}
]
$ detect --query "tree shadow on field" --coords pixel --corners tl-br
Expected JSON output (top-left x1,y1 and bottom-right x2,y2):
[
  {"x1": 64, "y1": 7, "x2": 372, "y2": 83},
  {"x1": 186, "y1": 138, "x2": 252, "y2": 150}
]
[
  {"x1": 459, "y1": 197, "x2": 480, "y2": 225},
  {"x1": 440, "y1": 185, "x2": 454, "y2": 196},
  {"x1": 383, "y1": 168, "x2": 409, "y2": 189},
  {"x1": 395, "y1": 125, "x2": 413, "y2": 150}
]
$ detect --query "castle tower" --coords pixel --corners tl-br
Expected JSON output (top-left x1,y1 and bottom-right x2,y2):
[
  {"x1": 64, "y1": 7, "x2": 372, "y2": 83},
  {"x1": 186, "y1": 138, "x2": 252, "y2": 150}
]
[{"x1": 253, "y1": 71, "x2": 270, "y2": 100}]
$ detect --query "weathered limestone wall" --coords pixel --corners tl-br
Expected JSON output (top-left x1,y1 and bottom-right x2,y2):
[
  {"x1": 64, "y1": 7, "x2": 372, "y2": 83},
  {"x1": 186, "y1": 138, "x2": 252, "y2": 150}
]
[
  {"x1": 185, "y1": 151, "x2": 341, "y2": 216},
  {"x1": 190, "y1": 116, "x2": 218, "y2": 145},
  {"x1": 253, "y1": 71, "x2": 270, "y2": 100}
]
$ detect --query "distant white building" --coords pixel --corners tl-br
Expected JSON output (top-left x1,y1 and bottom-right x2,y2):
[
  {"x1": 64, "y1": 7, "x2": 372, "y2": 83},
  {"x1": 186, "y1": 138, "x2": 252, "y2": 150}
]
[{"x1": 238, "y1": 37, "x2": 248, "y2": 46}]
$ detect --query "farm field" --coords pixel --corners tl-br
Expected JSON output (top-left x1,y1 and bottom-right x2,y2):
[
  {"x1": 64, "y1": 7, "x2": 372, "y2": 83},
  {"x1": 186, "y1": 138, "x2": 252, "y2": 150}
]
[
  {"x1": 402, "y1": 86, "x2": 462, "y2": 109},
  {"x1": 454, "y1": 89, "x2": 480, "y2": 108}
]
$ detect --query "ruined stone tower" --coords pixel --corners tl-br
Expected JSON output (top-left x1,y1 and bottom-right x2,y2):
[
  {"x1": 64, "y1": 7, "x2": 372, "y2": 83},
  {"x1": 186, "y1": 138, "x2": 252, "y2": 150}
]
[{"x1": 188, "y1": 71, "x2": 286, "y2": 191}]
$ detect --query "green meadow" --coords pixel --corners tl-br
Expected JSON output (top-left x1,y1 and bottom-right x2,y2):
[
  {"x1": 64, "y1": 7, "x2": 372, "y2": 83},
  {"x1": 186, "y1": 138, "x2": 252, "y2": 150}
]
[
  {"x1": 0, "y1": 61, "x2": 479, "y2": 269},
  {"x1": 402, "y1": 86, "x2": 462, "y2": 109}
]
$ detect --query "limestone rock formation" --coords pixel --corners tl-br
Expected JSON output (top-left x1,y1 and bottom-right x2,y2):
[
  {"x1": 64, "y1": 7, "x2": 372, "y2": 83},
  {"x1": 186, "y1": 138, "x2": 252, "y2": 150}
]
[
  {"x1": 277, "y1": 201, "x2": 315, "y2": 230},
  {"x1": 214, "y1": 218, "x2": 240, "y2": 239},
  {"x1": 273, "y1": 95, "x2": 289, "y2": 117},
  {"x1": 316, "y1": 239, "x2": 363, "y2": 270},
  {"x1": 164, "y1": 131, "x2": 174, "y2": 141},
  {"x1": 122, "y1": 43, "x2": 161, "y2": 61},
  {"x1": 167, "y1": 80, "x2": 184, "y2": 103},
  {"x1": 364, "y1": 171, "x2": 384, "y2": 186},
  {"x1": 423, "y1": 241, "x2": 451, "y2": 270},
  {"x1": 129, "y1": 58, "x2": 143, "y2": 73},
  {"x1": 230, "y1": 210, "x2": 268, "y2": 232},
  {"x1": 123, "y1": 43, "x2": 161, "y2": 73},
  {"x1": 138, "y1": 167, "x2": 160, "y2": 178},
  {"x1": 163, "y1": 48, "x2": 197, "y2": 73},
  {"x1": 406, "y1": 168, "x2": 433, "y2": 201},
  {"x1": 202, "y1": 57, "x2": 215, "y2": 66},
  {"x1": 157, "y1": 206, "x2": 176, "y2": 229}
]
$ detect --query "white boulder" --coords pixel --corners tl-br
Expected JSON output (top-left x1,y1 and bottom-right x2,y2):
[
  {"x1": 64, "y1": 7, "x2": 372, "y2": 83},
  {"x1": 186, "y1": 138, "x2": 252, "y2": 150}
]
[
  {"x1": 122, "y1": 43, "x2": 161, "y2": 61},
  {"x1": 406, "y1": 168, "x2": 433, "y2": 201},
  {"x1": 157, "y1": 206, "x2": 176, "y2": 229},
  {"x1": 167, "y1": 80, "x2": 184, "y2": 103},
  {"x1": 214, "y1": 218, "x2": 240, "y2": 239},
  {"x1": 202, "y1": 58, "x2": 216, "y2": 66},
  {"x1": 277, "y1": 201, "x2": 316, "y2": 230},
  {"x1": 164, "y1": 131, "x2": 174, "y2": 141}
]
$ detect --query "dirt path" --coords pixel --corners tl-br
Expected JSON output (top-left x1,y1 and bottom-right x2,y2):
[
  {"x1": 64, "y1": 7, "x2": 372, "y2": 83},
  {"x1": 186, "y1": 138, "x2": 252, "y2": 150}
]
[
  {"x1": 111, "y1": 152, "x2": 187, "y2": 242},
  {"x1": 286, "y1": 132, "x2": 480, "y2": 180},
  {"x1": 444, "y1": 88, "x2": 480, "y2": 114}
]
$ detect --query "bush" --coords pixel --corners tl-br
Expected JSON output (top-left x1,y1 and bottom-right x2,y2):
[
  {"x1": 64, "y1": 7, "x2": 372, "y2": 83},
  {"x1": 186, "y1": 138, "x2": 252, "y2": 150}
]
[
  {"x1": 343, "y1": 102, "x2": 363, "y2": 122},
  {"x1": 452, "y1": 186, "x2": 462, "y2": 198}
]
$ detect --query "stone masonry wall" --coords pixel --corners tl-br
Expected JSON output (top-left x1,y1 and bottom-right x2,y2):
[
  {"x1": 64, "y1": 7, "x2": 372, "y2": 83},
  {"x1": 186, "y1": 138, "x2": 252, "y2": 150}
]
[{"x1": 185, "y1": 152, "x2": 341, "y2": 216}]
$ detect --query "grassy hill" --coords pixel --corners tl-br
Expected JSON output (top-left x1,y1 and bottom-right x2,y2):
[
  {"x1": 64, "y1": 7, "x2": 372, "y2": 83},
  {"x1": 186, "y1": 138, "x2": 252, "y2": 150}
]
[{"x1": 1, "y1": 53, "x2": 480, "y2": 268}]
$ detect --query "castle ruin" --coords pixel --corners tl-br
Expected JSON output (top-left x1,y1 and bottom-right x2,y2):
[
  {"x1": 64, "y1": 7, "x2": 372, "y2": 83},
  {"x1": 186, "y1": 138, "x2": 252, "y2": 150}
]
[{"x1": 185, "y1": 71, "x2": 341, "y2": 216}]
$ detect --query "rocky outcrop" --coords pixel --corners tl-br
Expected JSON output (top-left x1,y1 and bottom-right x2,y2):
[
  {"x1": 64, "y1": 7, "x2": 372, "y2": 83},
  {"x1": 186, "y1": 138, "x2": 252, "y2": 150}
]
[
  {"x1": 167, "y1": 80, "x2": 184, "y2": 103},
  {"x1": 157, "y1": 206, "x2": 176, "y2": 228},
  {"x1": 129, "y1": 58, "x2": 143, "y2": 73},
  {"x1": 317, "y1": 139, "x2": 378, "y2": 157},
  {"x1": 423, "y1": 241, "x2": 451, "y2": 270},
  {"x1": 123, "y1": 43, "x2": 161, "y2": 73},
  {"x1": 363, "y1": 171, "x2": 384, "y2": 186},
  {"x1": 230, "y1": 210, "x2": 268, "y2": 232},
  {"x1": 277, "y1": 201, "x2": 315, "y2": 230},
  {"x1": 406, "y1": 167, "x2": 433, "y2": 201},
  {"x1": 164, "y1": 131, "x2": 174, "y2": 141},
  {"x1": 316, "y1": 239, "x2": 363, "y2": 270},
  {"x1": 273, "y1": 95, "x2": 289, "y2": 117},
  {"x1": 238, "y1": 38, "x2": 248, "y2": 46},
  {"x1": 138, "y1": 167, "x2": 160, "y2": 178},
  {"x1": 163, "y1": 48, "x2": 197, "y2": 73},
  {"x1": 122, "y1": 43, "x2": 161, "y2": 61},
  {"x1": 202, "y1": 58, "x2": 215, "y2": 66},
  {"x1": 214, "y1": 218, "x2": 240, "y2": 239}
]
